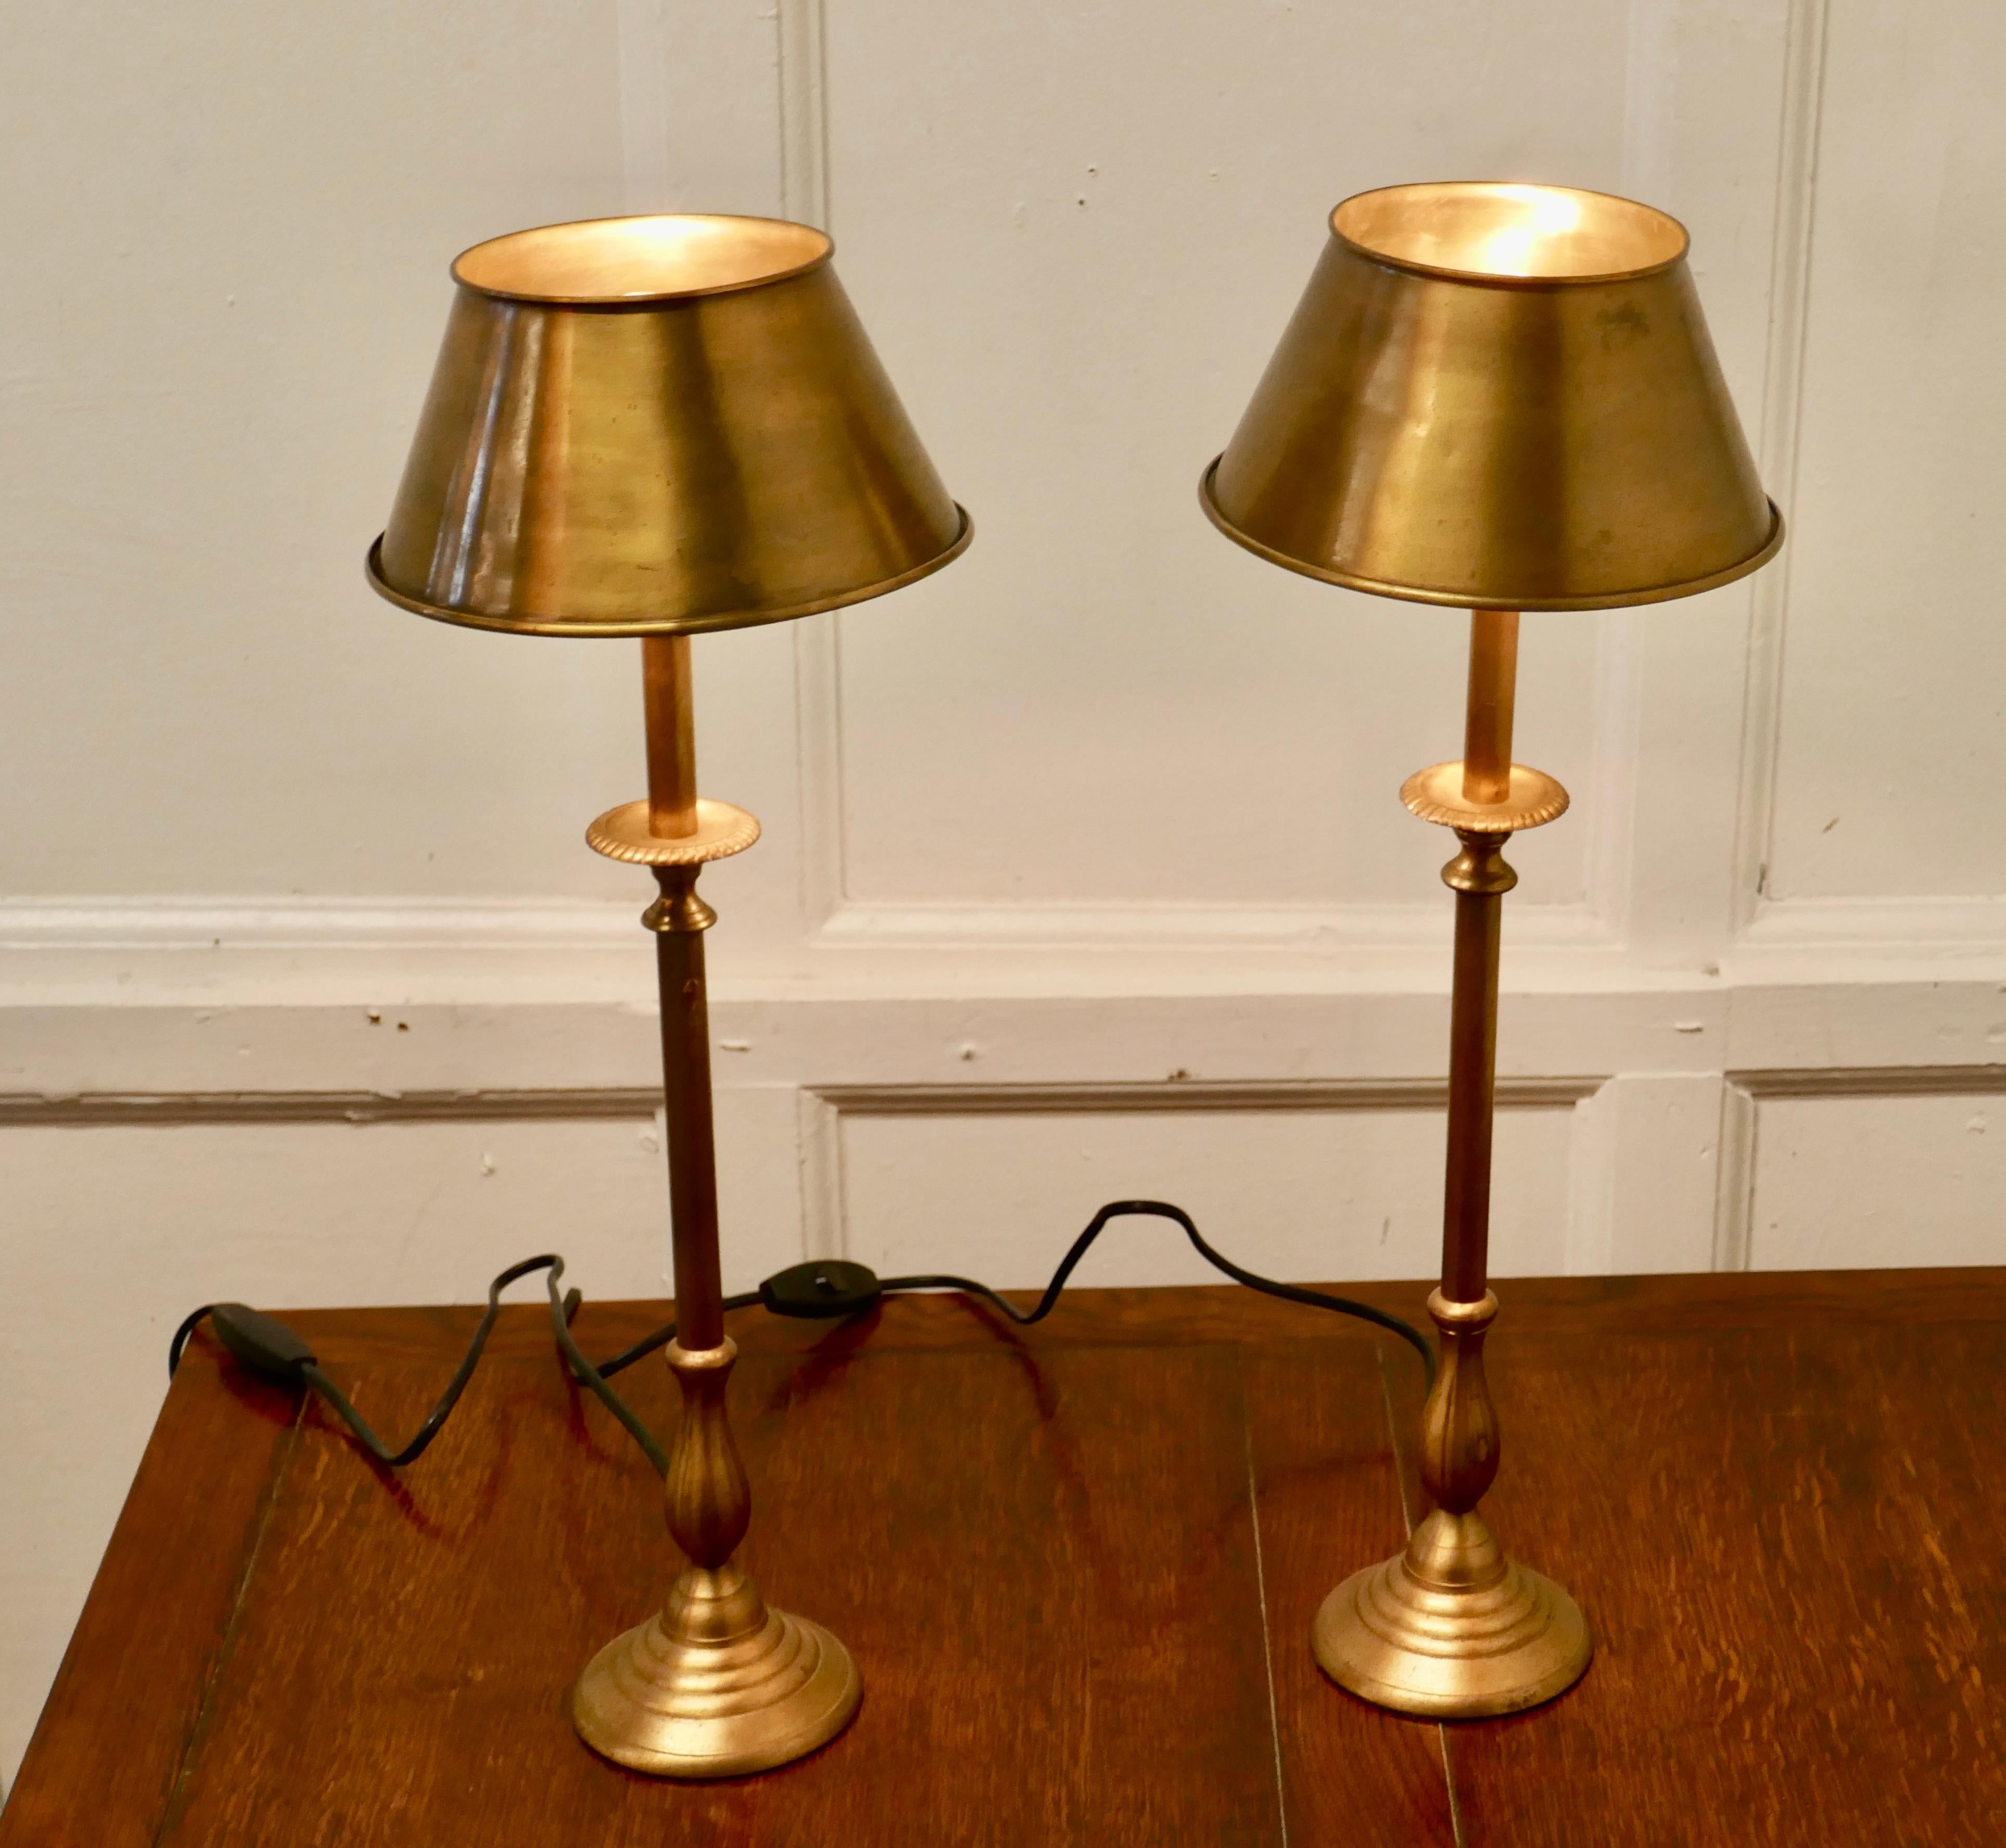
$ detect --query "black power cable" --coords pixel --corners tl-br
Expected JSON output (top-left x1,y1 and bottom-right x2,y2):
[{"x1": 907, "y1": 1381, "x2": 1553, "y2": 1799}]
[
  {"x1": 540, "y1": 1256, "x2": 670, "y2": 1474},
  {"x1": 589, "y1": 1199, "x2": 1435, "y2": 1388},
  {"x1": 170, "y1": 1201, "x2": 1434, "y2": 1475},
  {"x1": 890, "y1": 1200, "x2": 1436, "y2": 1381},
  {"x1": 170, "y1": 1255, "x2": 586, "y2": 1468}
]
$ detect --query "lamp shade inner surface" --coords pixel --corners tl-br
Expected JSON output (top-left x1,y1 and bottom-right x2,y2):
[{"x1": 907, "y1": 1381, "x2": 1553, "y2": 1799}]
[
  {"x1": 1332, "y1": 182, "x2": 1686, "y2": 283},
  {"x1": 452, "y1": 214, "x2": 832, "y2": 303}
]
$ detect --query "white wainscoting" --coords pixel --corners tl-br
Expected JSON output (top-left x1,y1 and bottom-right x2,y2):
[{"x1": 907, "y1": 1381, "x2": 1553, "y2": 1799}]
[{"x1": 3, "y1": 0, "x2": 2002, "y2": 1794}]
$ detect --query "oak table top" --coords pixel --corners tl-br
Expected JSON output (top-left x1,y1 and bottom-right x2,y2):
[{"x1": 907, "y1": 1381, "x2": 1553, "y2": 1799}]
[{"x1": 6, "y1": 1269, "x2": 2002, "y2": 1846}]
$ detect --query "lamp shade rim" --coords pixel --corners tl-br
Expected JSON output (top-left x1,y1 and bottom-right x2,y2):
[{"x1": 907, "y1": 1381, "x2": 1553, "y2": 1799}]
[
  {"x1": 1329, "y1": 182, "x2": 1690, "y2": 287},
  {"x1": 1200, "y1": 460, "x2": 1782, "y2": 610},
  {"x1": 450, "y1": 212, "x2": 834, "y2": 305},
  {"x1": 365, "y1": 506, "x2": 972, "y2": 638}
]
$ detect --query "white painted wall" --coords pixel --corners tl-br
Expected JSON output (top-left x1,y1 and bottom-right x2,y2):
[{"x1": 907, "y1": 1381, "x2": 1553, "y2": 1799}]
[{"x1": 3, "y1": 0, "x2": 2002, "y2": 1790}]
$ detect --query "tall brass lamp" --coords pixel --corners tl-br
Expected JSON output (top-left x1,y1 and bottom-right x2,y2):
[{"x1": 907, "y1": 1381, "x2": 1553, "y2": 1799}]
[
  {"x1": 367, "y1": 213, "x2": 970, "y2": 1775},
  {"x1": 1202, "y1": 182, "x2": 1782, "y2": 1716}
]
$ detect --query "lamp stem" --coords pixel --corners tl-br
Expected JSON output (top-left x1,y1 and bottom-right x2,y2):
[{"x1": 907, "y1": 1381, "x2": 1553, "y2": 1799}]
[
  {"x1": 1441, "y1": 609, "x2": 1519, "y2": 1302},
  {"x1": 651, "y1": 891, "x2": 725, "y2": 1351},
  {"x1": 1461, "y1": 609, "x2": 1519, "y2": 806},
  {"x1": 643, "y1": 635, "x2": 700, "y2": 839},
  {"x1": 639, "y1": 635, "x2": 722, "y2": 1350},
  {"x1": 1439, "y1": 834, "x2": 1513, "y2": 1304}
]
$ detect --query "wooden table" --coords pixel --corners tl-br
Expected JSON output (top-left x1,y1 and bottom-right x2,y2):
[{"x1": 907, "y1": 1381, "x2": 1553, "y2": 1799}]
[{"x1": 6, "y1": 1270, "x2": 2002, "y2": 1845}]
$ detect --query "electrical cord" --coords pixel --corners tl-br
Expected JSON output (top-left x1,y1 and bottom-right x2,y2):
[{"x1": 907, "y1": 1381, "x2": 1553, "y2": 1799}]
[
  {"x1": 590, "y1": 1289, "x2": 761, "y2": 1381},
  {"x1": 888, "y1": 1200, "x2": 1436, "y2": 1381},
  {"x1": 169, "y1": 1200, "x2": 1434, "y2": 1476},
  {"x1": 540, "y1": 1256, "x2": 669, "y2": 1474},
  {"x1": 589, "y1": 1200, "x2": 1435, "y2": 1389},
  {"x1": 170, "y1": 1256, "x2": 586, "y2": 1469}
]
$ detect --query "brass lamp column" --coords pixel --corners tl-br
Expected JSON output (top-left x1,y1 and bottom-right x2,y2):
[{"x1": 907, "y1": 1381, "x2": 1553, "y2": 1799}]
[
  {"x1": 1202, "y1": 182, "x2": 1783, "y2": 1716},
  {"x1": 366, "y1": 212, "x2": 971, "y2": 1774}
]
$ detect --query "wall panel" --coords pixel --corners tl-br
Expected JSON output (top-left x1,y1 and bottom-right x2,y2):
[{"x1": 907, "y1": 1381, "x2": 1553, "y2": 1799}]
[
  {"x1": 834, "y1": 1099, "x2": 1578, "y2": 1289},
  {"x1": 1765, "y1": 0, "x2": 2006, "y2": 904},
  {"x1": 0, "y1": 0, "x2": 641, "y2": 903},
  {"x1": 819, "y1": 0, "x2": 1626, "y2": 916},
  {"x1": 1748, "y1": 1089, "x2": 2006, "y2": 1268}
]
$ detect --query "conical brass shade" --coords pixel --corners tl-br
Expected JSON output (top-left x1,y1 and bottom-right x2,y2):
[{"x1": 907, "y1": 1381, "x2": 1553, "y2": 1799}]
[
  {"x1": 1202, "y1": 183, "x2": 1781, "y2": 609},
  {"x1": 368, "y1": 213, "x2": 969, "y2": 635}
]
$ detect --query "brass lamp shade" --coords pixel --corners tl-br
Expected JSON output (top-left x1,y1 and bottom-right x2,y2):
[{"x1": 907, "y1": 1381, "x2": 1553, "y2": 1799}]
[
  {"x1": 1202, "y1": 182, "x2": 1781, "y2": 610},
  {"x1": 369, "y1": 212, "x2": 970, "y2": 636}
]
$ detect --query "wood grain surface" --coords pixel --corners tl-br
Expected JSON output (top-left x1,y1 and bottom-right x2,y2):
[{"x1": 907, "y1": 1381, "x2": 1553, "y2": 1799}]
[{"x1": 5, "y1": 1269, "x2": 2003, "y2": 1845}]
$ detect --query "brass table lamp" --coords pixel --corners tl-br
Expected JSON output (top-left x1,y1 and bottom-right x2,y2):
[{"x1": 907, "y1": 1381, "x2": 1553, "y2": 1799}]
[
  {"x1": 1202, "y1": 182, "x2": 1782, "y2": 1716},
  {"x1": 367, "y1": 213, "x2": 971, "y2": 1775}
]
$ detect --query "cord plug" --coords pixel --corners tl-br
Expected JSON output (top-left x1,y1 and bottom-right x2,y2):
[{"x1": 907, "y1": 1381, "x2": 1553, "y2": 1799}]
[{"x1": 758, "y1": 1260, "x2": 883, "y2": 1320}]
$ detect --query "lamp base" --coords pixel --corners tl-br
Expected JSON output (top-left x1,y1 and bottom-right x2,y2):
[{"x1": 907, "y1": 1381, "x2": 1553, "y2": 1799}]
[
  {"x1": 1312, "y1": 1507, "x2": 1591, "y2": 1718},
  {"x1": 572, "y1": 1561, "x2": 860, "y2": 1779}
]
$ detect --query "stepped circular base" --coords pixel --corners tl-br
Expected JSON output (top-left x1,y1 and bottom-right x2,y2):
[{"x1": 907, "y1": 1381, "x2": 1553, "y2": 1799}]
[
  {"x1": 572, "y1": 1600, "x2": 860, "y2": 1779},
  {"x1": 1313, "y1": 1549, "x2": 1591, "y2": 1718}
]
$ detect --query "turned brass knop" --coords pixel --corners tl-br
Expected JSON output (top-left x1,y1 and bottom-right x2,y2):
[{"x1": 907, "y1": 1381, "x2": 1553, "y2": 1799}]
[
  {"x1": 644, "y1": 867, "x2": 718, "y2": 935},
  {"x1": 662, "y1": 1341, "x2": 752, "y2": 1569},
  {"x1": 1442, "y1": 832, "x2": 1519, "y2": 897},
  {"x1": 1418, "y1": 1289, "x2": 1502, "y2": 1513}
]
